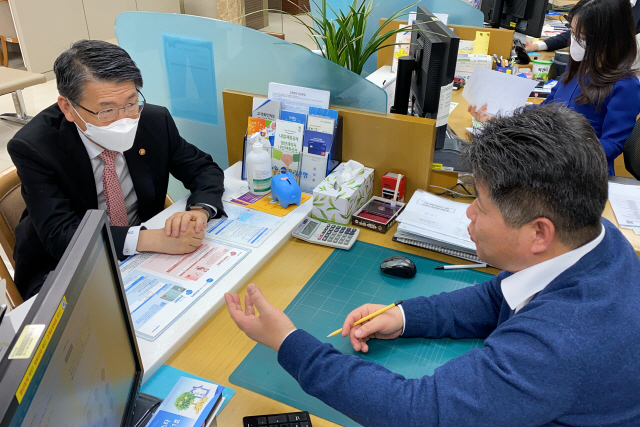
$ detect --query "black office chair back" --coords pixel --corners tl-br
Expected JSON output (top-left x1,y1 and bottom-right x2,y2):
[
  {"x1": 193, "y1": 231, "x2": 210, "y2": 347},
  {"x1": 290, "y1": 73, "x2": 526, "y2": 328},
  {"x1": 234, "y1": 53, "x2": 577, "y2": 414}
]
[{"x1": 623, "y1": 118, "x2": 640, "y2": 180}]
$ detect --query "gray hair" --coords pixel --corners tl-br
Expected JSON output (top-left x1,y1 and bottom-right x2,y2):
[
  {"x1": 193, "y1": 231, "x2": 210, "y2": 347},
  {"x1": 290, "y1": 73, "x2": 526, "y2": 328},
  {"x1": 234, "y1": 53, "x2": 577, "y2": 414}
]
[
  {"x1": 460, "y1": 104, "x2": 608, "y2": 249},
  {"x1": 54, "y1": 40, "x2": 143, "y2": 104}
]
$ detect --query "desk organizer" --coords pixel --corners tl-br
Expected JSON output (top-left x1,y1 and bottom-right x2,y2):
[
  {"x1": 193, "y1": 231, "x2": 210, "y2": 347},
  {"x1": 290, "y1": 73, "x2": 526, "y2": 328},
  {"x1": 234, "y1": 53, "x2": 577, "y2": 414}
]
[{"x1": 352, "y1": 196, "x2": 405, "y2": 233}]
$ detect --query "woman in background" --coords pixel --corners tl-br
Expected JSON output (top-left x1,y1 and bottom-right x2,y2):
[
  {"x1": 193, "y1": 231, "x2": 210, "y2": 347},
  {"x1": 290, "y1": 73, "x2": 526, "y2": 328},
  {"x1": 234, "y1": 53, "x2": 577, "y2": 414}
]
[{"x1": 470, "y1": 0, "x2": 640, "y2": 175}]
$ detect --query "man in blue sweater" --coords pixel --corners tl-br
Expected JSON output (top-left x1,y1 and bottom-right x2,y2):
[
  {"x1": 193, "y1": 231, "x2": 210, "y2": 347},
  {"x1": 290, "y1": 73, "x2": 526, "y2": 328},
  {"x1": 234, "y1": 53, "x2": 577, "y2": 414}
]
[{"x1": 225, "y1": 104, "x2": 640, "y2": 426}]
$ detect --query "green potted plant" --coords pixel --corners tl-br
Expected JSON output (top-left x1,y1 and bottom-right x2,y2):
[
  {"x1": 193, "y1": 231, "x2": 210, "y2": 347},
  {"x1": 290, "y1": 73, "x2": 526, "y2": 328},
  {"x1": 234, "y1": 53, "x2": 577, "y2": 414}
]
[{"x1": 277, "y1": 0, "x2": 420, "y2": 75}]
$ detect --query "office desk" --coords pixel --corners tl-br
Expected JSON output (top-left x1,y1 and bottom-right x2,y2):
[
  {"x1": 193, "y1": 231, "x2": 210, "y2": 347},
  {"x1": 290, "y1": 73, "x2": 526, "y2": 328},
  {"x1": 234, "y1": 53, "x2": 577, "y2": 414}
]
[{"x1": 166, "y1": 218, "x2": 498, "y2": 427}]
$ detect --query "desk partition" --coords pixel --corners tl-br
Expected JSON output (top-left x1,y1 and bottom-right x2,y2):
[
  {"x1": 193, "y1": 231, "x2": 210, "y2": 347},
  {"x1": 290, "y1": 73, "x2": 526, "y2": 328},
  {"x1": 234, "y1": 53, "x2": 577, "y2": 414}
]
[
  {"x1": 115, "y1": 12, "x2": 387, "y2": 198},
  {"x1": 223, "y1": 89, "x2": 438, "y2": 201}
]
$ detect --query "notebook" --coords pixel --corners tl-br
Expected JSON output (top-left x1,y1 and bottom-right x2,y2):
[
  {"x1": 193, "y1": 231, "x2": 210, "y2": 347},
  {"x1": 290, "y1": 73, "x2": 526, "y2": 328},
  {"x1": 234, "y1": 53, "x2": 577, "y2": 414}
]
[{"x1": 393, "y1": 190, "x2": 482, "y2": 262}]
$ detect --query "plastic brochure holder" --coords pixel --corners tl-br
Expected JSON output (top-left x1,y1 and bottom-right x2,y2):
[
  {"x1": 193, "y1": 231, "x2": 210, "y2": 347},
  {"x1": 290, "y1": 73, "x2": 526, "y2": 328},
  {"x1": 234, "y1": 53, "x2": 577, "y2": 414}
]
[{"x1": 242, "y1": 116, "x2": 343, "y2": 184}]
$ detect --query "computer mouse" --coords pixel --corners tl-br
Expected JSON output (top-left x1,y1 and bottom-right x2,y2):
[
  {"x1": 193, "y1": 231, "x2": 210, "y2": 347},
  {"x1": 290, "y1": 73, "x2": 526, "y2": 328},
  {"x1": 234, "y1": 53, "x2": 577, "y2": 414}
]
[{"x1": 380, "y1": 256, "x2": 417, "y2": 278}]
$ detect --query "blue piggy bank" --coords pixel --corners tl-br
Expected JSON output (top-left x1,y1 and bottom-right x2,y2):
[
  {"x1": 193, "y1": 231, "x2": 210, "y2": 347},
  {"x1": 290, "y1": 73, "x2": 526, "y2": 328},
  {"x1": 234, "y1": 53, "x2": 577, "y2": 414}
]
[{"x1": 271, "y1": 172, "x2": 302, "y2": 209}]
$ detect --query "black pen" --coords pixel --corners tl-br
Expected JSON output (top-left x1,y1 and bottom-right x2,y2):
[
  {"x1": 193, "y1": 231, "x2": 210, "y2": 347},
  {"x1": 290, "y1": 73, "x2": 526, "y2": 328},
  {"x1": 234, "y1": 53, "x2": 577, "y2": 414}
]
[{"x1": 0, "y1": 304, "x2": 7, "y2": 326}]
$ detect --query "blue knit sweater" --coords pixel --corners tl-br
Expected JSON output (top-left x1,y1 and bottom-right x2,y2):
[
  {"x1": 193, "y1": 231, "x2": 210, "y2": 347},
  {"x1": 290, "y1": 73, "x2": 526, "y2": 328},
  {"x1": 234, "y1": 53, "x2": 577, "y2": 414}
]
[
  {"x1": 541, "y1": 75, "x2": 640, "y2": 176},
  {"x1": 278, "y1": 219, "x2": 640, "y2": 426}
]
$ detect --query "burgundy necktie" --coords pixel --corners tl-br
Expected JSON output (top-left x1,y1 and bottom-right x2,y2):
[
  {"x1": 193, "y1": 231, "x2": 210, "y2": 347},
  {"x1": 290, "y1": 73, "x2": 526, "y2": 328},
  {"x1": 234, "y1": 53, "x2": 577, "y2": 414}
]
[{"x1": 98, "y1": 150, "x2": 129, "y2": 227}]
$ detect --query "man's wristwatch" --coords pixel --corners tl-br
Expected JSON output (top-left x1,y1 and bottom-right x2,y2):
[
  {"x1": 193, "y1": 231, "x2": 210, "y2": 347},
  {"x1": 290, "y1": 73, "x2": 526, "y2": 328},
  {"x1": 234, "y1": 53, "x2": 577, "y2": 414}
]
[{"x1": 187, "y1": 204, "x2": 214, "y2": 221}]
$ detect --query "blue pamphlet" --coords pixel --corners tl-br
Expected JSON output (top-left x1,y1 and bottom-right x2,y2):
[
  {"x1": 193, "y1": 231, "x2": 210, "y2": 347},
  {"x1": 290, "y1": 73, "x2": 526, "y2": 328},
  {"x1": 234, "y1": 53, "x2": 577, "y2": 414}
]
[
  {"x1": 141, "y1": 365, "x2": 235, "y2": 419},
  {"x1": 145, "y1": 376, "x2": 223, "y2": 426},
  {"x1": 303, "y1": 130, "x2": 332, "y2": 155},
  {"x1": 280, "y1": 110, "x2": 308, "y2": 126},
  {"x1": 308, "y1": 107, "x2": 339, "y2": 120}
]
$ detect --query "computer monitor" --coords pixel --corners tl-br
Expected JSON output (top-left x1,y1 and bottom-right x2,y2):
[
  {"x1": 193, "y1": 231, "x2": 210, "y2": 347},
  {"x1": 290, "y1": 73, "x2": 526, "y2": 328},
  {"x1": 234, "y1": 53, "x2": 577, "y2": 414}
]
[
  {"x1": 0, "y1": 210, "x2": 159, "y2": 427},
  {"x1": 481, "y1": 0, "x2": 506, "y2": 26},
  {"x1": 481, "y1": 0, "x2": 549, "y2": 37},
  {"x1": 390, "y1": 6, "x2": 459, "y2": 150}
]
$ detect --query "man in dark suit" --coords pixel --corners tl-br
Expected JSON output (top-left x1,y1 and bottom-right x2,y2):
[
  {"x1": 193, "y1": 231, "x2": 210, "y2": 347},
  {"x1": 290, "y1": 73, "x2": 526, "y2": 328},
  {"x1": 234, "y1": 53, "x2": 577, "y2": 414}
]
[{"x1": 8, "y1": 40, "x2": 226, "y2": 299}]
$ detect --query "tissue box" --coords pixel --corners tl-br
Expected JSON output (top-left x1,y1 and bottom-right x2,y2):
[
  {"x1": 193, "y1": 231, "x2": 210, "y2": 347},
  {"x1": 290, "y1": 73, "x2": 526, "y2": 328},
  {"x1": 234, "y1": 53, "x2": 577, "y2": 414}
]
[{"x1": 311, "y1": 163, "x2": 374, "y2": 225}]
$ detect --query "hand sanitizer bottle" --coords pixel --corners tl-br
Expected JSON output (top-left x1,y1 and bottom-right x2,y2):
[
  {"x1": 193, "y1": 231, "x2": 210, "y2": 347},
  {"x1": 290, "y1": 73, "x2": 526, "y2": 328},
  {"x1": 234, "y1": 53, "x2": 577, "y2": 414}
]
[{"x1": 246, "y1": 141, "x2": 272, "y2": 195}]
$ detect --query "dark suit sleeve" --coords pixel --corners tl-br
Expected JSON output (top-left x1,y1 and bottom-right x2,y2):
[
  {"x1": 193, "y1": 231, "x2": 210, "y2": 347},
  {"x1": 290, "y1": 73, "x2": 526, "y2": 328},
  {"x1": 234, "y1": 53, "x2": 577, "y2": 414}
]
[
  {"x1": 9, "y1": 138, "x2": 132, "y2": 262},
  {"x1": 162, "y1": 108, "x2": 226, "y2": 218},
  {"x1": 544, "y1": 30, "x2": 570, "y2": 52}
]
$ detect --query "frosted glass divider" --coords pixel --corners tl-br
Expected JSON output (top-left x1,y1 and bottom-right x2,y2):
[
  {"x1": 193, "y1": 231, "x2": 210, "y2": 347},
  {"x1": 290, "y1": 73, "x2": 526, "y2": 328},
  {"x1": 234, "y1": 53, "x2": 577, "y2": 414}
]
[{"x1": 115, "y1": 11, "x2": 387, "y2": 180}]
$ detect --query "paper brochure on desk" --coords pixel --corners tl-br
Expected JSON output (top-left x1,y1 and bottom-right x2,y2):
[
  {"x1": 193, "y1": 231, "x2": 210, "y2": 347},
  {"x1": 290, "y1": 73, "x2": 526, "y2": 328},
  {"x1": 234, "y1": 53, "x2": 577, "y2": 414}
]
[
  {"x1": 394, "y1": 191, "x2": 479, "y2": 261},
  {"x1": 206, "y1": 203, "x2": 285, "y2": 246},
  {"x1": 608, "y1": 182, "x2": 640, "y2": 229},
  {"x1": 463, "y1": 67, "x2": 538, "y2": 116},
  {"x1": 145, "y1": 376, "x2": 223, "y2": 427},
  {"x1": 120, "y1": 239, "x2": 249, "y2": 341}
]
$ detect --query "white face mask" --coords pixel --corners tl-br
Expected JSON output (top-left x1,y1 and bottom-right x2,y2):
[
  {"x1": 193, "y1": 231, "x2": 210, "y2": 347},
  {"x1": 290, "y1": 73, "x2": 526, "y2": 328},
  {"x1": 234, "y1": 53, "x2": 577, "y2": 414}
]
[
  {"x1": 71, "y1": 103, "x2": 139, "y2": 153},
  {"x1": 570, "y1": 35, "x2": 586, "y2": 62}
]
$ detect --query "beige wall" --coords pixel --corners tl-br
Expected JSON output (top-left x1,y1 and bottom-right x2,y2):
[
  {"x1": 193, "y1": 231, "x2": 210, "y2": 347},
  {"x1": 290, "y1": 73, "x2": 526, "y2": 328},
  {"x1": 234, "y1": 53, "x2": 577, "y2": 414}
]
[
  {"x1": 217, "y1": 0, "x2": 243, "y2": 24},
  {"x1": 9, "y1": 0, "x2": 90, "y2": 74},
  {"x1": 8, "y1": 0, "x2": 181, "y2": 74},
  {"x1": 84, "y1": 0, "x2": 137, "y2": 40},
  {"x1": 184, "y1": 0, "x2": 218, "y2": 19},
  {"x1": 136, "y1": 0, "x2": 182, "y2": 13}
]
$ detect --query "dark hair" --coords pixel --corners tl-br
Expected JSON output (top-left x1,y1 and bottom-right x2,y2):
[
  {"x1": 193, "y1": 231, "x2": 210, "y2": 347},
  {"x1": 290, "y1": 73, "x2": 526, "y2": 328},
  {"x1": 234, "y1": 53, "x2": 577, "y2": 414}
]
[
  {"x1": 53, "y1": 40, "x2": 143, "y2": 104},
  {"x1": 564, "y1": 0, "x2": 637, "y2": 111},
  {"x1": 460, "y1": 104, "x2": 608, "y2": 249}
]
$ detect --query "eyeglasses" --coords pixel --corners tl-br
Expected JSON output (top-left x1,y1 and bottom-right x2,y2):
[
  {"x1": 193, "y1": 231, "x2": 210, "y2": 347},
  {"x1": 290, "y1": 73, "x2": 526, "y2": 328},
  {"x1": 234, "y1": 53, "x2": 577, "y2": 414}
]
[{"x1": 75, "y1": 91, "x2": 146, "y2": 123}]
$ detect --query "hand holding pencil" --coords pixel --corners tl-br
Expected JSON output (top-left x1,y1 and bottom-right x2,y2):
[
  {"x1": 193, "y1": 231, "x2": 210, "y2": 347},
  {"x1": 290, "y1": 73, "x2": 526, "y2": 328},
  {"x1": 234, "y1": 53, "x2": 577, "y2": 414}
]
[{"x1": 336, "y1": 301, "x2": 405, "y2": 353}]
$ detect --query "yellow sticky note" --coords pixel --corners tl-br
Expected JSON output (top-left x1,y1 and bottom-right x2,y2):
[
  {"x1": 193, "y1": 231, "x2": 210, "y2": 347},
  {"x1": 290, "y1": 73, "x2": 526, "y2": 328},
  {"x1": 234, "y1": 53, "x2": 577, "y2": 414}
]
[{"x1": 472, "y1": 31, "x2": 491, "y2": 55}]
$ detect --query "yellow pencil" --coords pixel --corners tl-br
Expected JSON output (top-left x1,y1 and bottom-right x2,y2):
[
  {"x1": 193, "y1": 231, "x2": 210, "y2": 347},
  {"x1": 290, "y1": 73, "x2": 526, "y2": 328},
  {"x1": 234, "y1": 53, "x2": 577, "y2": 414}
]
[{"x1": 327, "y1": 300, "x2": 403, "y2": 338}]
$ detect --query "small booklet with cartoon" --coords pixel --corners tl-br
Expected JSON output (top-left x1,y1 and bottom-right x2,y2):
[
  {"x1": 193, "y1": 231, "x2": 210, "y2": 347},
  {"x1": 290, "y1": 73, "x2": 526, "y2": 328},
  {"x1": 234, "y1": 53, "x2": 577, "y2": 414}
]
[{"x1": 145, "y1": 376, "x2": 224, "y2": 427}]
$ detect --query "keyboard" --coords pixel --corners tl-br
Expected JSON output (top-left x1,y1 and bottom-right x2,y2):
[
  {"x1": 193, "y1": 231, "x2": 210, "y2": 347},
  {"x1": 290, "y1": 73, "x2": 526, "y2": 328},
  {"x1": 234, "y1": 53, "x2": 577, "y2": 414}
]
[{"x1": 243, "y1": 411, "x2": 312, "y2": 427}]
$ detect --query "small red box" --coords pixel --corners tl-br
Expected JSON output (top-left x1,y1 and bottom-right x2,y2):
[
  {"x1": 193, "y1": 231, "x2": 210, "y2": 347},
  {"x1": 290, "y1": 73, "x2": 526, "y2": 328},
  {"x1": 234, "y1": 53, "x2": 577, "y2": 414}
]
[{"x1": 381, "y1": 173, "x2": 406, "y2": 202}]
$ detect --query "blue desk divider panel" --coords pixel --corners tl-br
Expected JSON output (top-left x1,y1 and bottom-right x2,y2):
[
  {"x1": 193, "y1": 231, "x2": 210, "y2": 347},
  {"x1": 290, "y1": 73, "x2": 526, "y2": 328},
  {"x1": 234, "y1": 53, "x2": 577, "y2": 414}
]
[
  {"x1": 229, "y1": 241, "x2": 492, "y2": 426},
  {"x1": 115, "y1": 12, "x2": 387, "y2": 200},
  {"x1": 315, "y1": 0, "x2": 485, "y2": 76}
]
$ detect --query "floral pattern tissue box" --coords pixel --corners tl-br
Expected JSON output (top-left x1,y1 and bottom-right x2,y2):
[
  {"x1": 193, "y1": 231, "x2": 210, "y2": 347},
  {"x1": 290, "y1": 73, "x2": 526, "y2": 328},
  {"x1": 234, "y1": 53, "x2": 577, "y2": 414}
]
[{"x1": 311, "y1": 163, "x2": 374, "y2": 225}]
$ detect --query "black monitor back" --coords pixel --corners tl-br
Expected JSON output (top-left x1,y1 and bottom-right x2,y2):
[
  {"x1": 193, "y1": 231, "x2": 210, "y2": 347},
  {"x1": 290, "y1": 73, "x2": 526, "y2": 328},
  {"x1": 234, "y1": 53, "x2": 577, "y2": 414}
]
[
  {"x1": 481, "y1": 0, "x2": 506, "y2": 26},
  {"x1": 0, "y1": 210, "x2": 144, "y2": 427},
  {"x1": 412, "y1": 6, "x2": 460, "y2": 149},
  {"x1": 409, "y1": 21, "x2": 446, "y2": 118},
  {"x1": 501, "y1": 0, "x2": 548, "y2": 37}
]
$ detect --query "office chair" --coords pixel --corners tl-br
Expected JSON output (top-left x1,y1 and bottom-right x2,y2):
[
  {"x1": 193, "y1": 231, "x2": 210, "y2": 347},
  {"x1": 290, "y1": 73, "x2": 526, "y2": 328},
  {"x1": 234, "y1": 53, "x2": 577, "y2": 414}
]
[
  {"x1": 623, "y1": 117, "x2": 640, "y2": 180},
  {"x1": 0, "y1": 166, "x2": 23, "y2": 308}
]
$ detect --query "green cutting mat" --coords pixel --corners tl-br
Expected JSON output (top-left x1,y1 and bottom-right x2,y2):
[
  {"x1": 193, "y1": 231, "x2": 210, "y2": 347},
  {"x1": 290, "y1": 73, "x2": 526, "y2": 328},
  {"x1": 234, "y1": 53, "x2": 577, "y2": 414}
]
[{"x1": 229, "y1": 241, "x2": 493, "y2": 426}]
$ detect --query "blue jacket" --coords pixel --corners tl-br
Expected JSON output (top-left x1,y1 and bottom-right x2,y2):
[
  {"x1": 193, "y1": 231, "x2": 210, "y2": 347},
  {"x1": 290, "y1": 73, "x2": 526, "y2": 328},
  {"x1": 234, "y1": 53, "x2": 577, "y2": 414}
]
[
  {"x1": 541, "y1": 76, "x2": 640, "y2": 175},
  {"x1": 278, "y1": 219, "x2": 640, "y2": 426}
]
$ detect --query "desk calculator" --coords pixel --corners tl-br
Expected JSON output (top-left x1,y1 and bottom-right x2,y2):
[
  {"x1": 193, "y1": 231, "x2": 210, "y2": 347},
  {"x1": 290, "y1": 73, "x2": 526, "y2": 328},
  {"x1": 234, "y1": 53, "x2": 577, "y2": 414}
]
[
  {"x1": 292, "y1": 217, "x2": 359, "y2": 250},
  {"x1": 243, "y1": 411, "x2": 312, "y2": 427}
]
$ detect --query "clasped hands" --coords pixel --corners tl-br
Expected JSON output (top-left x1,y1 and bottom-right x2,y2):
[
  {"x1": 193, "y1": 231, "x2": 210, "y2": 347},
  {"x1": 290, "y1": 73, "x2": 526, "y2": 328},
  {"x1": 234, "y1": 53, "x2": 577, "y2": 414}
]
[
  {"x1": 225, "y1": 284, "x2": 404, "y2": 353},
  {"x1": 136, "y1": 209, "x2": 209, "y2": 254}
]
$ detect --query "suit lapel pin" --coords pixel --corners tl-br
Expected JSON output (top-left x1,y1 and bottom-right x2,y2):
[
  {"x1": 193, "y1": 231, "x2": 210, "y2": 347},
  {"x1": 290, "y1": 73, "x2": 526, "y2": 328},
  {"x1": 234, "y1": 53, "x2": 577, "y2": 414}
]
[{"x1": 139, "y1": 149, "x2": 146, "y2": 155}]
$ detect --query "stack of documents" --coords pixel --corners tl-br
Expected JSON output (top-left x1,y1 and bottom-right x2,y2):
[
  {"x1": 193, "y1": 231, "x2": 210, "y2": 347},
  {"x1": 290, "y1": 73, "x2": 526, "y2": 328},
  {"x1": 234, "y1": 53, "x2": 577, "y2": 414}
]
[
  {"x1": 393, "y1": 190, "x2": 481, "y2": 262},
  {"x1": 609, "y1": 181, "x2": 640, "y2": 232}
]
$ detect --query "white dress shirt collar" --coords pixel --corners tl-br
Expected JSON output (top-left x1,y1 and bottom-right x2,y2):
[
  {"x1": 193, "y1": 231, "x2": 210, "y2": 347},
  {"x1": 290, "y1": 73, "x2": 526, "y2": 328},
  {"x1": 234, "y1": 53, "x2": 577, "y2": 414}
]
[
  {"x1": 501, "y1": 225, "x2": 605, "y2": 313},
  {"x1": 77, "y1": 127, "x2": 104, "y2": 159}
]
